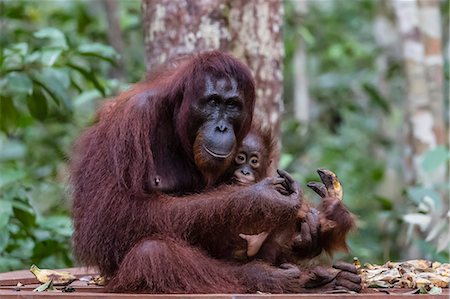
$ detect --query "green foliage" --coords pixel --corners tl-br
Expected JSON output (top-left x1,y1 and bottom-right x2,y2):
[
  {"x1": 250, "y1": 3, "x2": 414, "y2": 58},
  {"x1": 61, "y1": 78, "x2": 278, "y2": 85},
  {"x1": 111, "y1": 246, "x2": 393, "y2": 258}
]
[
  {"x1": 1, "y1": 28, "x2": 120, "y2": 131},
  {"x1": 0, "y1": 0, "x2": 143, "y2": 271},
  {"x1": 403, "y1": 147, "x2": 450, "y2": 260},
  {"x1": 283, "y1": 0, "x2": 448, "y2": 263}
]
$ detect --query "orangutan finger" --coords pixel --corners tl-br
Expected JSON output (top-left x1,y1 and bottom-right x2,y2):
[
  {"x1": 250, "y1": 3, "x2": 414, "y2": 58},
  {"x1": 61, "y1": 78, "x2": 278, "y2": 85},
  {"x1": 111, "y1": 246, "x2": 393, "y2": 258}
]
[
  {"x1": 277, "y1": 169, "x2": 294, "y2": 183},
  {"x1": 336, "y1": 279, "x2": 362, "y2": 292},
  {"x1": 307, "y1": 182, "x2": 328, "y2": 198},
  {"x1": 313, "y1": 266, "x2": 340, "y2": 281},
  {"x1": 337, "y1": 271, "x2": 362, "y2": 284},
  {"x1": 333, "y1": 261, "x2": 358, "y2": 274},
  {"x1": 277, "y1": 169, "x2": 299, "y2": 195},
  {"x1": 306, "y1": 210, "x2": 319, "y2": 238},
  {"x1": 299, "y1": 222, "x2": 311, "y2": 247}
]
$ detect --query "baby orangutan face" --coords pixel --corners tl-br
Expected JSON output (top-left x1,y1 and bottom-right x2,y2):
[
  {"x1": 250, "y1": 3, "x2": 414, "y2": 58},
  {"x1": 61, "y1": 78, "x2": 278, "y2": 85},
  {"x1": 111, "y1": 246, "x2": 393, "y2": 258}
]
[{"x1": 232, "y1": 133, "x2": 269, "y2": 185}]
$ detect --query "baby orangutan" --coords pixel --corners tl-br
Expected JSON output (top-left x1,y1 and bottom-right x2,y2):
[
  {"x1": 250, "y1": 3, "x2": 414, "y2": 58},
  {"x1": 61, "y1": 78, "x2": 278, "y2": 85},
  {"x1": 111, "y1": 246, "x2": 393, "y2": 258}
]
[{"x1": 230, "y1": 131, "x2": 355, "y2": 264}]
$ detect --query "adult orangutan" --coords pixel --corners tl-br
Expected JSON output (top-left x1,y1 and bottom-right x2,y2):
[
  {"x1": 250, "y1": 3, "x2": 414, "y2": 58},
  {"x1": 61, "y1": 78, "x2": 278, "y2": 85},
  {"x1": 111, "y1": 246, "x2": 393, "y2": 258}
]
[{"x1": 70, "y1": 51, "x2": 361, "y2": 293}]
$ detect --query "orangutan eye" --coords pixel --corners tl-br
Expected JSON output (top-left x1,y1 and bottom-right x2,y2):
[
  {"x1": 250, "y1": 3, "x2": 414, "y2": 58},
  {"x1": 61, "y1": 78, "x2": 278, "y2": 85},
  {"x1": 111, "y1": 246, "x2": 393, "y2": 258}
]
[
  {"x1": 250, "y1": 157, "x2": 259, "y2": 168},
  {"x1": 235, "y1": 153, "x2": 246, "y2": 164}
]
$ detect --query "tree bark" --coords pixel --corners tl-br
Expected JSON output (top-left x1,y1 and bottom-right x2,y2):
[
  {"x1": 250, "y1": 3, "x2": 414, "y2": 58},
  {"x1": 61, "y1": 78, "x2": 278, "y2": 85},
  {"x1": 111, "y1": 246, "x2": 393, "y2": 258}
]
[
  {"x1": 292, "y1": 1, "x2": 310, "y2": 128},
  {"x1": 102, "y1": 0, "x2": 125, "y2": 80},
  {"x1": 393, "y1": 0, "x2": 447, "y2": 186},
  {"x1": 142, "y1": 0, "x2": 284, "y2": 167}
]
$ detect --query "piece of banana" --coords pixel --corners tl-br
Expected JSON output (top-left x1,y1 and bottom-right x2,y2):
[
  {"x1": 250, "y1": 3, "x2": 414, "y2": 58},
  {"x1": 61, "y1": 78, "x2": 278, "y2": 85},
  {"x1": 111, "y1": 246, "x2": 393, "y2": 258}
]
[
  {"x1": 307, "y1": 168, "x2": 343, "y2": 200},
  {"x1": 30, "y1": 264, "x2": 76, "y2": 286}
]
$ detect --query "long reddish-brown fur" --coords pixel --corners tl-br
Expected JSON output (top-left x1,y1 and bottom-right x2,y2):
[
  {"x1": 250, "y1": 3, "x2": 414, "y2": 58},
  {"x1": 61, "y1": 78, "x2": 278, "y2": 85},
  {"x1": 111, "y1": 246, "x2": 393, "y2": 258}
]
[
  {"x1": 71, "y1": 51, "x2": 299, "y2": 293},
  {"x1": 70, "y1": 51, "x2": 361, "y2": 294}
]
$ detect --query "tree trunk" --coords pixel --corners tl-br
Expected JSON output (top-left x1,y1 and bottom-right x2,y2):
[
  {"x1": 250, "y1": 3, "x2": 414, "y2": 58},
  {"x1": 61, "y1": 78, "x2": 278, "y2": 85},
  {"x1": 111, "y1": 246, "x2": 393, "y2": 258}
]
[
  {"x1": 292, "y1": 1, "x2": 310, "y2": 128},
  {"x1": 394, "y1": 0, "x2": 448, "y2": 258},
  {"x1": 102, "y1": 0, "x2": 125, "y2": 80},
  {"x1": 142, "y1": 0, "x2": 284, "y2": 167},
  {"x1": 393, "y1": 0, "x2": 447, "y2": 186}
]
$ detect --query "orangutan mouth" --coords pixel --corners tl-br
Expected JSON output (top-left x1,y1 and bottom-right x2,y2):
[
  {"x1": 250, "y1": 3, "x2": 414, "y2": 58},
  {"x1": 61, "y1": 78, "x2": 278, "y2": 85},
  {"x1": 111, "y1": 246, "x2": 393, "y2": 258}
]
[{"x1": 203, "y1": 146, "x2": 233, "y2": 159}]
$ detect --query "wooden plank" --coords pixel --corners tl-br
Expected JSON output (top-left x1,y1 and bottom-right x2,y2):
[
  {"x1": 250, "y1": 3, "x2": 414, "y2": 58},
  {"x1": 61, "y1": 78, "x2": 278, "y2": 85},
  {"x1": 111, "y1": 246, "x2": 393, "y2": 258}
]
[
  {"x1": 0, "y1": 290, "x2": 448, "y2": 299},
  {"x1": 0, "y1": 267, "x2": 448, "y2": 298},
  {"x1": 0, "y1": 267, "x2": 98, "y2": 287}
]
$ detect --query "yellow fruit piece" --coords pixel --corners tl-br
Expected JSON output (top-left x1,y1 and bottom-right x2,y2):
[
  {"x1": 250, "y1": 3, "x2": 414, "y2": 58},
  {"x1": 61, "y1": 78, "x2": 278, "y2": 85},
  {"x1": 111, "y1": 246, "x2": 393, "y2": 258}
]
[{"x1": 30, "y1": 264, "x2": 76, "y2": 286}]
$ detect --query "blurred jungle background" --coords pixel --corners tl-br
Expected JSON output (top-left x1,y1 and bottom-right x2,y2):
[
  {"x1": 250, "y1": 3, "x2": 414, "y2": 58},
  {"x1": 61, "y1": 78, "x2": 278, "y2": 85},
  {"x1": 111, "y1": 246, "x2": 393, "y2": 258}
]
[{"x1": 0, "y1": 0, "x2": 448, "y2": 272}]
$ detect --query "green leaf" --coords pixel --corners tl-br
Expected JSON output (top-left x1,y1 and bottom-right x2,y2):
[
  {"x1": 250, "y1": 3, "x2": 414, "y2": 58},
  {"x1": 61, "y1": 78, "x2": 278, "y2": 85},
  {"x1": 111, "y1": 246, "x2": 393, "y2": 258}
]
[
  {"x1": 0, "y1": 257, "x2": 22, "y2": 272},
  {"x1": 38, "y1": 215, "x2": 73, "y2": 237},
  {"x1": 0, "y1": 169, "x2": 26, "y2": 188},
  {"x1": 33, "y1": 28, "x2": 68, "y2": 49},
  {"x1": 67, "y1": 63, "x2": 106, "y2": 96},
  {"x1": 422, "y1": 146, "x2": 449, "y2": 172},
  {"x1": 279, "y1": 153, "x2": 294, "y2": 169},
  {"x1": 374, "y1": 195, "x2": 393, "y2": 210},
  {"x1": 5, "y1": 72, "x2": 33, "y2": 95},
  {"x1": 362, "y1": 83, "x2": 390, "y2": 113},
  {"x1": 30, "y1": 69, "x2": 71, "y2": 111},
  {"x1": 0, "y1": 98, "x2": 19, "y2": 132},
  {"x1": 77, "y1": 43, "x2": 119, "y2": 64},
  {"x1": 25, "y1": 51, "x2": 41, "y2": 64},
  {"x1": 0, "y1": 231, "x2": 10, "y2": 253},
  {"x1": 298, "y1": 27, "x2": 315, "y2": 46},
  {"x1": 26, "y1": 86, "x2": 48, "y2": 121},
  {"x1": 40, "y1": 49, "x2": 63, "y2": 67},
  {"x1": 13, "y1": 204, "x2": 36, "y2": 228},
  {"x1": 403, "y1": 213, "x2": 431, "y2": 231},
  {"x1": 0, "y1": 201, "x2": 13, "y2": 229},
  {"x1": 406, "y1": 186, "x2": 441, "y2": 206},
  {"x1": 10, "y1": 43, "x2": 29, "y2": 56},
  {"x1": 10, "y1": 198, "x2": 35, "y2": 215},
  {"x1": 0, "y1": 138, "x2": 26, "y2": 161}
]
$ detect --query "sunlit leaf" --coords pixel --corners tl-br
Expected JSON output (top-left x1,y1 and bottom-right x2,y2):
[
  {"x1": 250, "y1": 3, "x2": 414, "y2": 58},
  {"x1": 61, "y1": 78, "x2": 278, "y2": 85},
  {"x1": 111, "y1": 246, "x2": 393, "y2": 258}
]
[
  {"x1": 403, "y1": 213, "x2": 431, "y2": 231},
  {"x1": 422, "y1": 146, "x2": 449, "y2": 173},
  {"x1": 77, "y1": 43, "x2": 119, "y2": 64},
  {"x1": 0, "y1": 138, "x2": 26, "y2": 161},
  {"x1": 0, "y1": 169, "x2": 26, "y2": 188},
  {"x1": 33, "y1": 28, "x2": 68, "y2": 49},
  {"x1": 38, "y1": 216, "x2": 73, "y2": 237},
  {"x1": 10, "y1": 43, "x2": 29, "y2": 56},
  {"x1": 407, "y1": 187, "x2": 441, "y2": 207},
  {"x1": 25, "y1": 51, "x2": 41, "y2": 64},
  {"x1": 40, "y1": 49, "x2": 62, "y2": 66},
  {"x1": 0, "y1": 201, "x2": 13, "y2": 229},
  {"x1": 30, "y1": 69, "x2": 71, "y2": 111},
  {"x1": 5, "y1": 72, "x2": 33, "y2": 95}
]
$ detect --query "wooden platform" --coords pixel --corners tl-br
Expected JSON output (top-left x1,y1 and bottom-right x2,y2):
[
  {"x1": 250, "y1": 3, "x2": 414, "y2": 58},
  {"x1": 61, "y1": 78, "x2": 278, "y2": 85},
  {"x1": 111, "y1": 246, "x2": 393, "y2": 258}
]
[{"x1": 0, "y1": 268, "x2": 448, "y2": 298}]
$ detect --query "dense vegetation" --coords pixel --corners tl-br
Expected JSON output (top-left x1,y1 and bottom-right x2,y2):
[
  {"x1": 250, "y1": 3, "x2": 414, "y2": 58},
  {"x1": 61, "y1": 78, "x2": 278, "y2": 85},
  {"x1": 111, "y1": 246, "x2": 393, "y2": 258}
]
[
  {"x1": 0, "y1": 0, "x2": 448, "y2": 272},
  {"x1": 0, "y1": 1, "x2": 143, "y2": 270}
]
